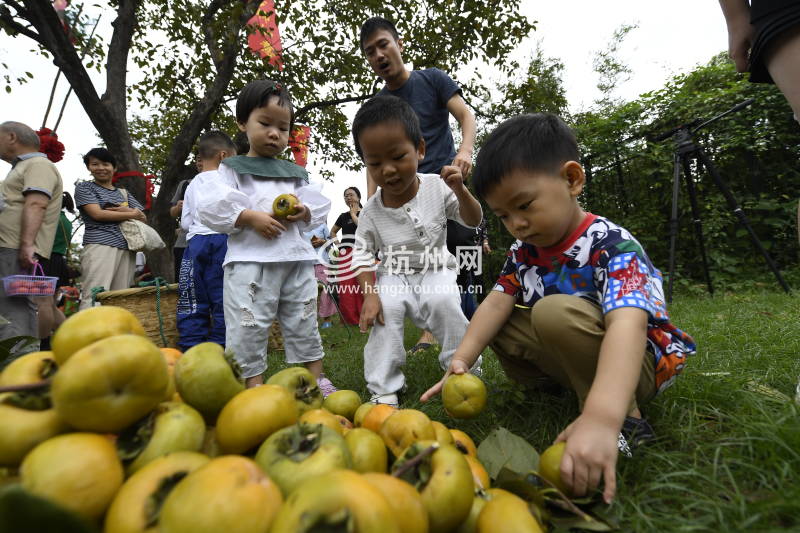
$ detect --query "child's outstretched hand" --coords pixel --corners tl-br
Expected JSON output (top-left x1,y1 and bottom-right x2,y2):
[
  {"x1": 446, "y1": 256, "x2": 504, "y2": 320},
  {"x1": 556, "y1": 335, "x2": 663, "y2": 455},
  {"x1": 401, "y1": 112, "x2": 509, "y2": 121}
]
[
  {"x1": 554, "y1": 413, "x2": 620, "y2": 504},
  {"x1": 358, "y1": 294, "x2": 384, "y2": 333},
  {"x1": 440, "y1": 165, "x2": 467, "y2": 193},
  {"x1": 420, "y1": 357, "x2": 471, "y2": 402},
  {"x1": 246, "y1": 210, "x2": 286, "y2": 239},
  {"x1": 285, "y1": 202, "x2": 311, "y2": 224}
]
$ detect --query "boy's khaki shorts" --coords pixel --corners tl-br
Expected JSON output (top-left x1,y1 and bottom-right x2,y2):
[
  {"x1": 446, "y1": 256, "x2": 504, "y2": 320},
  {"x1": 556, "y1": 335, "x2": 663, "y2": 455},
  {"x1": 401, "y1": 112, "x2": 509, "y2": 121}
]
[{"x1": 490, "y1": 294, "x2": 656, "y2": 413}]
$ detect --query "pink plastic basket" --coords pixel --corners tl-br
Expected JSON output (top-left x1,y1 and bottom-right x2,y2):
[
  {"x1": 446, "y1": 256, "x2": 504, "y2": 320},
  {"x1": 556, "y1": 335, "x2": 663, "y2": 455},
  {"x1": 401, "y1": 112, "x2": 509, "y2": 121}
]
[{"x1": 2, "y1": 262, "x2": 58, "y2": 297}]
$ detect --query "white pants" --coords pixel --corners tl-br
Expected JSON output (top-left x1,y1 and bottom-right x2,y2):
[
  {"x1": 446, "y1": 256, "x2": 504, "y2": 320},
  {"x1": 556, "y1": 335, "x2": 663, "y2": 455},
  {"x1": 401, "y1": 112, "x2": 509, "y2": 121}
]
[
  {"x1": 79, "y1": 244, "x2": 136, "y2": 310},
  {"x1": 224, "y1": 261, "x2": 323, "y2": 378},
  {"x1": 364, "y1": 268, "x2": 478, "y2": 395}
]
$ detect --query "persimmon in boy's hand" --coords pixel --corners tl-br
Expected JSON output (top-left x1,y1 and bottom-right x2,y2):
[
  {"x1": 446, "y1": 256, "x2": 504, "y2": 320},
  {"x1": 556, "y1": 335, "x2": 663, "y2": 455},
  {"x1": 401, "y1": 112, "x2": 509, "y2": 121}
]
[
  {"x1": 420, "y1": 356, "x2": 471, "y2": 402},
  {"x1": 358, "y1": 293, "x2": 384, "y2": 333},
  {"x1": 555, "y1": 413, "x2": 620, "y2": 504},
  {"x1": 285, "y1": 202, "x2": 311, "y2": 224},
  {"x1": 440, "y1": 165, "x2": 466, "y2": 192}
]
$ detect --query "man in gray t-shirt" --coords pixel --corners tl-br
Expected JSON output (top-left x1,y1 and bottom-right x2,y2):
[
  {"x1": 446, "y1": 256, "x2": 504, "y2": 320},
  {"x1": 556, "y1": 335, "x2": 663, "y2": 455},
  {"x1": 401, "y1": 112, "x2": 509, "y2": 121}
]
[{"x1": 359, "y1": 17, "x2": 476, "y2": 198}]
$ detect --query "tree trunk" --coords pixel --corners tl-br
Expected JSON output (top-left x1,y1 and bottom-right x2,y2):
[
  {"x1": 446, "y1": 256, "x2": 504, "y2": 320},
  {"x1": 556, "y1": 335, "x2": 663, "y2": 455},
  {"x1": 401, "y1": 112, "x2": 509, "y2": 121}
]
[{"x1": 147, "y1": 164, "x2": 196, "y2": 282}]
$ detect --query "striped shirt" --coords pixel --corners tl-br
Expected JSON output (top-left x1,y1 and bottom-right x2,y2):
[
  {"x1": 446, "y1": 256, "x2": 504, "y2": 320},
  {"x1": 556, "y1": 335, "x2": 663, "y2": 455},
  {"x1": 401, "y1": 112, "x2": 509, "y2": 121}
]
[{"x1": 75, "y1": 180, "x2": 144, "y2": 249}]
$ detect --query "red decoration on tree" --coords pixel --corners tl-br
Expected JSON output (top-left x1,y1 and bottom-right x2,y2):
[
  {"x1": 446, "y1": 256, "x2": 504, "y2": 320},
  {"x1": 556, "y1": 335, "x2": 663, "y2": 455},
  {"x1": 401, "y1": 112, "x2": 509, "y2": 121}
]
[
  {"x1": 36, "y1": 128, "x2": 65, "y2": 163},
  {"x1": 288, "y1": 125, "x2": 310, "y2": 167},
  {"x1": 247, "y1": 0, "x2": 283, "y2": 70}
]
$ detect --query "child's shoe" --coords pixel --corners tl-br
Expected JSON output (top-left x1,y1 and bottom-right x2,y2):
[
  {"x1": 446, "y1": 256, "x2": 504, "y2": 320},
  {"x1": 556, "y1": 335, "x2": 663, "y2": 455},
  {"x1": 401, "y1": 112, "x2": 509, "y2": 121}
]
[
  {"x1": 617, "y1": 433, "x2": 633, "y2": 458},
  {"x1": 617, "y1": 416, "x2": 655, "y2": 457},
  {"x1": 316, "y1": 374, "x2": 338, "y2": 398},
  {"x1": 369, "y1": 392, "x2": 399, "y2": 408},
  {"x1": 621, "y1": 416, "x2": 655, "y2": 448}
]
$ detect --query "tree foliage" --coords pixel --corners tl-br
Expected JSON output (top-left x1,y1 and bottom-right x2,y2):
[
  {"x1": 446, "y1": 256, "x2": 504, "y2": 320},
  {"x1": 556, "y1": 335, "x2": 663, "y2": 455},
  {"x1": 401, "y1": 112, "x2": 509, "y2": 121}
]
[
  {"x1": 473, "y1": 49, "x2": 797, "y2": 294},
  {"x1": 575, "y1": 54, "x2": 798, "y2": 290}
]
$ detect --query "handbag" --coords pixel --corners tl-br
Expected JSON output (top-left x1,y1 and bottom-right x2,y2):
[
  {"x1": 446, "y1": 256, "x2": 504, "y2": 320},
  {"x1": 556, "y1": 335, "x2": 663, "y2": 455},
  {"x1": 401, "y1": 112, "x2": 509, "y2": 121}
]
[{"x1": 118, "y1": 189, "x2": 166, "y2": 252}]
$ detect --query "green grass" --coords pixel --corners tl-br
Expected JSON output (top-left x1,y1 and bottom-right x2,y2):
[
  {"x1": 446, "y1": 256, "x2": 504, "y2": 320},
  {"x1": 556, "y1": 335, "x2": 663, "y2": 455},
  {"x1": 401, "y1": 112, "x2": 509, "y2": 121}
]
[{"x1": 266, "y1": 289, "x2": 800, "y2": 532}]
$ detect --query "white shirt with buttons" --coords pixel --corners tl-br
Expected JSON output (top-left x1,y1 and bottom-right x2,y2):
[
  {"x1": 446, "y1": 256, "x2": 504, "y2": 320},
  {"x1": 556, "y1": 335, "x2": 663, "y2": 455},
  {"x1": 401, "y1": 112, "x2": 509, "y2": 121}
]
[{"x1": 351, "y1": 173, "x2": 479, "y2": 275}]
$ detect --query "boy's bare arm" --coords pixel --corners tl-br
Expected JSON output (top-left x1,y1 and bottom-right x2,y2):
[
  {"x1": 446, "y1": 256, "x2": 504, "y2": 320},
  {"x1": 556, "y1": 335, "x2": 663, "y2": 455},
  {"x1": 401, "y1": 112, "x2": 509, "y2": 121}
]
[
  {"x1": 169, "y1": 202, "x2": 183, "y2": 218},
  {"x1": 356, "y1": 270, "x2": 383, "y2": 333},
  {"x1": 446, "y1": 94, "x2": 476, "y2": 176},
  {"x1": 555, "y1": 306, "x2": 648, "y2": 504},
  {"x1": 440, "y1": 165, "x2": 482, "y2": 227},
  {"x1": 421, "y1": 290, "x2": 516, "y2": 401},
  {"x1": 718, "y1": 0, "x2": 753, "y2": 72}
]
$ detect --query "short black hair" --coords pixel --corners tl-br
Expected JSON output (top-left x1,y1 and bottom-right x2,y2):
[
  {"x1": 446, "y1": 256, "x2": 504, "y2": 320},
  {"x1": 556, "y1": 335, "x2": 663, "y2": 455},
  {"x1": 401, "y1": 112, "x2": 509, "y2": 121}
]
[
  {"x1": 62, "y1": 191, "x2": 75, "y2": 214},
  {"x1": 359, "y1": 17, "x2": 399, "y2": 50},
  {"x1": 233, "y1": 131, "x2": 250, "y2": 155},
  {"x1": 236, "y1": 79, "x2": 294, "y2": 127},
  {"x1": 83, "y1": 147, "x2": 116, "y2": 168},
  {"x1": 352, "y1": 95, "x2": 422, "y2": 160},
  {"x1": 345, "y1": 186, "x2": 361, "y2": 200},
  {"x1": 345, "y1": 186, "x2": 362, "y2": 208},
  {"x1": 197, "y1": 130, "x2": 236, "y2": 159},
  {"x1": 473, "y1": 113, "x2": 580, "y2": 199}
]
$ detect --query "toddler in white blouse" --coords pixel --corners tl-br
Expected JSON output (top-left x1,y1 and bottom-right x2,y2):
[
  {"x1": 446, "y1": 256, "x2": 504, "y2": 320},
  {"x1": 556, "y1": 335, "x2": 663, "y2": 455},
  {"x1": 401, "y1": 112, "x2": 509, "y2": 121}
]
[
  {"x1": 198, "y1": 79, "x2": 337, "y2": 394},
  {"x1": 351, "y1": 95, "x2": 483, "y2": 406}
]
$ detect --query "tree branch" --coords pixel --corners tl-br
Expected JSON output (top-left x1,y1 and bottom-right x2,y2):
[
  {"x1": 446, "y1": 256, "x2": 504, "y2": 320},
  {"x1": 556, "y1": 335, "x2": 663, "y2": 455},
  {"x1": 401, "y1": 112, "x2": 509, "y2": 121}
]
[
  {"x1": 155, "y1": 0, "x2": 260, "y2": 210},
  {"x1": 20, "y1": 0, "x2": 103, "y2": 117},
  {"x1": 201, "y1": 0, "x2": 230, "y2": 66},
  {"x1": 0, "y1": 6, "x2": 42, "y2": 44},
  {"x1": 295, "y1": 92, "x2": 376, "y2": 121},
  {"x1": 101, "y1": 0, "x2": 141, "y2": 170}
]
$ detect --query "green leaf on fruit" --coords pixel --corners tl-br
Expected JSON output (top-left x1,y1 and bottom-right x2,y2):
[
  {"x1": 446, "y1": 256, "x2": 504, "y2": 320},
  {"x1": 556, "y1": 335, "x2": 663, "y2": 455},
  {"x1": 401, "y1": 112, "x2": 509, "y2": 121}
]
[
  {"x1": 117, "y1": 411, "x2": 157, "y2": 461},
  {"x1": 0, "y1": 389, "x2": 52, "y2": 411},
  {"x1": 476, "y1": 427, "x2": 539, "y2": 479},
  {"x1": 0, "y1": 336, "x2": 39, "y2": 370},
  {"x1": 144, "y1": 471, "x2": 189, "y2": 528},
  {"x1": 0, "y1": 485, "x2": 97, "y2": 533},
  {"x1": 495, "y1": 470, "x2": 617, "y2": 531}
]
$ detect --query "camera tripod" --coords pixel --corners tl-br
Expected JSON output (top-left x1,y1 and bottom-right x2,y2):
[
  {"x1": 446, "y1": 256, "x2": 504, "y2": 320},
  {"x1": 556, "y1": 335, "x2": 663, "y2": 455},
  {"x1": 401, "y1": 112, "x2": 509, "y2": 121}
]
[{"x1": 656, "y1": 99, "x2": 791, "y2": 302}]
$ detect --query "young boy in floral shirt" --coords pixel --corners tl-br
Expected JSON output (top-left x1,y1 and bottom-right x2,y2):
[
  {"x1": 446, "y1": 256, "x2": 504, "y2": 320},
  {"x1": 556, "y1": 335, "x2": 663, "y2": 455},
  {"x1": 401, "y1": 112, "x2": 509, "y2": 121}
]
[{"x1": 423, "y1": 113, "x2": 696, "y2": 504}]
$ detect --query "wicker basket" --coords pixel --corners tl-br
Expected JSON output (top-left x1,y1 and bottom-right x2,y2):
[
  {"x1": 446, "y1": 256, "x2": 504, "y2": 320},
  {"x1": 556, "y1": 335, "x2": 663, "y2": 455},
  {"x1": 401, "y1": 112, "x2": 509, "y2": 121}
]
[
  {"x1": 95, "y1": 283, "x2": 285, "y2": 352},
  {"x1": 96, "y1": 283, "x2": 179, "y2": 348}
]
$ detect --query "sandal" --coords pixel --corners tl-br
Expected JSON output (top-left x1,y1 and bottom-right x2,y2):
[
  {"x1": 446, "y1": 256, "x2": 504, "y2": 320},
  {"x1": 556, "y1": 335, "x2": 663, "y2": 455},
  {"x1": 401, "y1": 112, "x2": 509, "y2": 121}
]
[{"x1": 408, "y1": 342, "x2": 433, "y2": 354}]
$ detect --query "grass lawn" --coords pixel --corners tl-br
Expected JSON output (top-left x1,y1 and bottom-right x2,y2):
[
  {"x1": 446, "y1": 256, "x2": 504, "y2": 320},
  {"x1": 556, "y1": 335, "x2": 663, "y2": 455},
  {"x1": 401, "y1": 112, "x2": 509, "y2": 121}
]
[{"x1": 264, "y1": 289, "x2": 800, "y2": 531}]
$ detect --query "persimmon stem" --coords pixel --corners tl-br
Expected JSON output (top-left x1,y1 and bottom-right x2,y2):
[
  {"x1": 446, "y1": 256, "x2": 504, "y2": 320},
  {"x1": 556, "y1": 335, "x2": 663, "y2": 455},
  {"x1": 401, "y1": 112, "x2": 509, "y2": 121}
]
[
  {"x1": 392, "y1": 443, "x2": 440, "y2": 479},
  {"x1": 0, "y1": 380, "x2": 51, "y2": 393}
]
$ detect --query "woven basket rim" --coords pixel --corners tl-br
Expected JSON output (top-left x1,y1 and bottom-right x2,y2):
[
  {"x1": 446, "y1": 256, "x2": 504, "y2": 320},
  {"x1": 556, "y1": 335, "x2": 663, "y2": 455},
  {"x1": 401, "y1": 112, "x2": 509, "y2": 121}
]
[{"x1": 95, "y1": 283, "x2": 179, "y2": 301}]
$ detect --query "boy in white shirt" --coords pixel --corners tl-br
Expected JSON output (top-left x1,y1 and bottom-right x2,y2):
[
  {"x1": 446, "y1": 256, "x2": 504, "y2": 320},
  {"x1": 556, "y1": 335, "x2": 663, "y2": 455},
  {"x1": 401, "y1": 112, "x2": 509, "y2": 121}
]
[
  {"x1": 351, "y1": 95, "x2": 482, "y2": 406},
  {"x1": 198, "y1": 80, "x2": 336, "y2": 395},
  {"x1": 176, "y1": 131, "x2": 236, "y2": 351}
]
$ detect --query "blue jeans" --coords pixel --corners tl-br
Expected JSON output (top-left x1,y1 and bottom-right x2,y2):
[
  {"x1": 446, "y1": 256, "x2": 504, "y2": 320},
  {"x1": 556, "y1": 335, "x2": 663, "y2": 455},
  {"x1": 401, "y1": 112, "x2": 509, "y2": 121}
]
[{"x1": 177, "y1": 234, "x2": 227, "y2": 351}]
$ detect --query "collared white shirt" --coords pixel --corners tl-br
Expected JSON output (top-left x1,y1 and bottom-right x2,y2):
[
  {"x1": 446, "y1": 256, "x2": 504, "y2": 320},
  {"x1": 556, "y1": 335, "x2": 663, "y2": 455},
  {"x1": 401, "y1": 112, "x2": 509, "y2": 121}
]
[
  {"x1": 352, "y1": 173, "x2": 480, "y2": 275},
  {"x1": 197, "y1": 163, "x2": 330, "y2": 266},
  {"x1": 181, "y1": 170, "x2": 222, "y2": 240}
]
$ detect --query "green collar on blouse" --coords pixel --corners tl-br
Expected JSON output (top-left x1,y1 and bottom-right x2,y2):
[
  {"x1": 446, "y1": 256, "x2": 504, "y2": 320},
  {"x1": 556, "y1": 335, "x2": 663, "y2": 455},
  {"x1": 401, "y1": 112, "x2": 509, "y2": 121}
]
[{"x1": 222, "y1": 155, "x2": 309, "y2": 183}]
